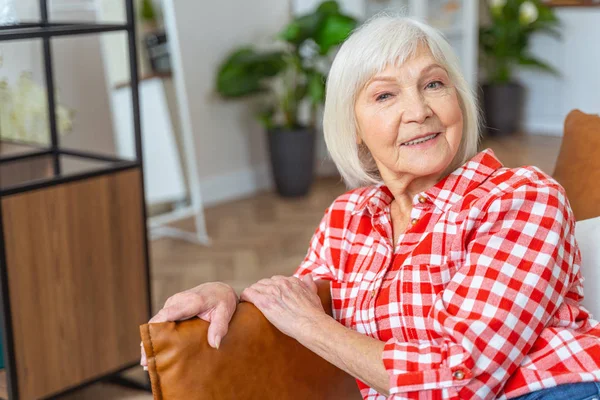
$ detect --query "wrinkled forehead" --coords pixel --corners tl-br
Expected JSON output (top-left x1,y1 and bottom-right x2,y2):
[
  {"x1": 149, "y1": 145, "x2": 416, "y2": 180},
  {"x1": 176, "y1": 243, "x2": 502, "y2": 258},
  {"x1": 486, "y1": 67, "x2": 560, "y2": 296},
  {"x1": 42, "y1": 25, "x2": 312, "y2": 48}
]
[
  {"x1": 377, "y1": 45, "x2": 447, "y2": 80},
  {"x1": 355, "y1": 39, "x2": 448, "y2": 92}
]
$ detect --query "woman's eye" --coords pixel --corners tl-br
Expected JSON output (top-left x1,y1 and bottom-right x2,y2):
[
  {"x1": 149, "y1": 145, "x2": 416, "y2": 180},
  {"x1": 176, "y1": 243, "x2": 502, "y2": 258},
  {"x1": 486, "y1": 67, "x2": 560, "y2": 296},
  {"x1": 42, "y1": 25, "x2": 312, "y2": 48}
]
[
  {"x1": 426, "y1": 80, "x2": 444, "y2": 90},
  {"x1": 376, "y1": 93, "x2": 393, "y2": 102}
]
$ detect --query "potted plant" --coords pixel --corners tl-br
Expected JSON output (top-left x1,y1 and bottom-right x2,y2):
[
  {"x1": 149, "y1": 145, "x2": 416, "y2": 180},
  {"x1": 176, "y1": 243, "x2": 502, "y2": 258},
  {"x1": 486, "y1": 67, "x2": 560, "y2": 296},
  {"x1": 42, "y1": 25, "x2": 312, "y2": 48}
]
[
  {"x1": 479, "y1": 0, "x2": 560, "y2": 136},
  {"x1": 215, "y1": 1, "x2": 357, "y2": 197}
]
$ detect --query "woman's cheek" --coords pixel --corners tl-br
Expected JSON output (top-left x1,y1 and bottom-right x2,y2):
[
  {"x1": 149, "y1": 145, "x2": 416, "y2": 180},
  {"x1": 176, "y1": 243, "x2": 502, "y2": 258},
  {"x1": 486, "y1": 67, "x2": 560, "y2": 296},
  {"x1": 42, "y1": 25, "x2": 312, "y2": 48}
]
[{"x1": 431, "y1": 91, "x2": 461, "y2": 125}]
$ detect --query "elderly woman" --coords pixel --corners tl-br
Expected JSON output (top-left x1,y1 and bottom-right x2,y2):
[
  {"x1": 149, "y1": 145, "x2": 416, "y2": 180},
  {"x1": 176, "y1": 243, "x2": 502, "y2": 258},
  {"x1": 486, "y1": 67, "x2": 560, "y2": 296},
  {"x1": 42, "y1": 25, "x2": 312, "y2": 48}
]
[{"x1": 142, "y1": 16, "x2": 600, "y2": 399}]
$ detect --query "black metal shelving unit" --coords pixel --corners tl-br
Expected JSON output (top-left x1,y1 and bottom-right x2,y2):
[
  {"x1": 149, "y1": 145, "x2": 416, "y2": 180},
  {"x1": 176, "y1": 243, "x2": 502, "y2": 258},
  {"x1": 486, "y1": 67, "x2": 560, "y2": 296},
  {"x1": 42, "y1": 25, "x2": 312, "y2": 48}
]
[{"x1": 0, "y1": 1, "x2": 152, "y2": 399}]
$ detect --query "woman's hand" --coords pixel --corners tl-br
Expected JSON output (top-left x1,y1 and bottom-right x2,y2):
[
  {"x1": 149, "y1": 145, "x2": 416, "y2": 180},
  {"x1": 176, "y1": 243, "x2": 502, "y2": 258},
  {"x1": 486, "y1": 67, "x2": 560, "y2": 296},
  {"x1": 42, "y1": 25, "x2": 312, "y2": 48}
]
[
  {"x1": 240, "y1": 274, "x2": 326, "y2": 339},
  {"x1": 140, "y1": 282, "x2": 238, "y2": 369}
]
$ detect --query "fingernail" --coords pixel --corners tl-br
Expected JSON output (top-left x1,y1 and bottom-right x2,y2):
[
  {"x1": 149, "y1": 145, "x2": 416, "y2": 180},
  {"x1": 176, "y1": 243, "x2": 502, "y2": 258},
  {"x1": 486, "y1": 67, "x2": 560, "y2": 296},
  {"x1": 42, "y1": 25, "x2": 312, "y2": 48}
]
[
  {"x1": 215, "y1": 336, "x2": 221, "y2": 350},
  {"x1": 143, "y1": 366, "x2": 148, "y2": 371}
]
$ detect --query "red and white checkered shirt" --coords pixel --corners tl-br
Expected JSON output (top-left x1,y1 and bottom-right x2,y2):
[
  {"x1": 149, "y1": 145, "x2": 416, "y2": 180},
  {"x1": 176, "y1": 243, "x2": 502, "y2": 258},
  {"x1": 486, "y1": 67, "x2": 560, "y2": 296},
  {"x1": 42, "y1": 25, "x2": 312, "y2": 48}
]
[{"x1": 295, "y1": 149, "x2": 600, "y2": 400}]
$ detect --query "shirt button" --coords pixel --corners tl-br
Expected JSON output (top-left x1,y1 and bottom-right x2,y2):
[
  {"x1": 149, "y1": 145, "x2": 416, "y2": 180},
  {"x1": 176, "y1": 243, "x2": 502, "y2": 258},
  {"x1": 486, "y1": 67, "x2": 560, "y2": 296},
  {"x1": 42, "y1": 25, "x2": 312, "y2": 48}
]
[
  {"x1": 411, "y1": 218, "x2": 418, "y2": 225},
  {"x1": 418, "y1": 196, "x2": 427, "y2": 203},
  {"x1": 453, "y1": 370, "x2": 466, "y2": 380},
  {"x1": 371, "y1": 289, "x2": 376, "y2": 297}
]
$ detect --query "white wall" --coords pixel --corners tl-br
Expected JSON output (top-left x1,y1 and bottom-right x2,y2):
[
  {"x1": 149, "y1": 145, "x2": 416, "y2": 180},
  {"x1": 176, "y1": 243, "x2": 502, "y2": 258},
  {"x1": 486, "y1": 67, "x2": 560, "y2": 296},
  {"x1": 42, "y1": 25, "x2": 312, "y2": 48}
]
[
  {"x1": 518, "y1": 8, "x2": 600, "y2": 136},
  {"x1": 167, "y1": 0, "x2": 290, "y2": 205}
]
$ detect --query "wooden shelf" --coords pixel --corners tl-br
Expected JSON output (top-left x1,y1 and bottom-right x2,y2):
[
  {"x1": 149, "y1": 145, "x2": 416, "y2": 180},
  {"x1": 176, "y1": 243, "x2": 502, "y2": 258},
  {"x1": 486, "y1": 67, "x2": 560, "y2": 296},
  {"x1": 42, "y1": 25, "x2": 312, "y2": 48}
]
[
  {"x1": 0, "y1": 141, "x2": 139, "y2": 195},
  {"x1": 0, "y1": 2, "x2": 150, "y2": 398},
  {"x1": 1, "y1": 169, "x2": 149, "y2": 399}
]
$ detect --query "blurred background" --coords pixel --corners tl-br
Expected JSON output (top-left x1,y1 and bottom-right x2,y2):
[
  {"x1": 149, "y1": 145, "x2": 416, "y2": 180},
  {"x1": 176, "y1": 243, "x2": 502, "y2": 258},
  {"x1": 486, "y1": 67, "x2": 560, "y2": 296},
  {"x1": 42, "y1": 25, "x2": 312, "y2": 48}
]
[{"x1": 0, "y1": 0, "x2": 598, "y2": 398}]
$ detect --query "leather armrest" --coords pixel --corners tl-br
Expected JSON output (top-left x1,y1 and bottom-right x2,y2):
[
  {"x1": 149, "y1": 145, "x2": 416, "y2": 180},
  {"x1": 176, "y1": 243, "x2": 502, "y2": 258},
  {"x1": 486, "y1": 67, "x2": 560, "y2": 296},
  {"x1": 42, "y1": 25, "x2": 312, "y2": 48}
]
[{"x1": 140, "y1": 280, "x2": 362, "y2": 399}]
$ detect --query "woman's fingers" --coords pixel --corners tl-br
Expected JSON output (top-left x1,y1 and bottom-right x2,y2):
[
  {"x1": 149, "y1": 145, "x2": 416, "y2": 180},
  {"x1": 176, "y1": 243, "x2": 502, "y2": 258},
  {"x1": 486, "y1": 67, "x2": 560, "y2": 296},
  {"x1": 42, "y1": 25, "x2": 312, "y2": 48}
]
[
  {"x1": 140, "y1": 342, "x2": 148, "y2": 370},
  {"x1": 148, "y1": 306, "x2": 179, "y2": 324},
  {"x1": 242, "y1": 280, "x2": 270, "y2": 295},
  {"x1": 207, "y1": 304, "x2": 235, "y2": 349},
  {"x1": 140, "y1": 342, "x2": 146, "y2": 364},
  {"x1": 240, "y1": 284, "x2": 272, "y2": 306},
  {"x1": 242, "y1": 276, "x2": 311, "y2": 304},
  {"x1": 149, "y1": 296, "x2": 205, "y2": 324},
  {"x1": 240, "y1": 286, "x2": 257, "y2": 303},
  {"x1": 143, "y1": 282, "x2": 239, "y2": 364}
]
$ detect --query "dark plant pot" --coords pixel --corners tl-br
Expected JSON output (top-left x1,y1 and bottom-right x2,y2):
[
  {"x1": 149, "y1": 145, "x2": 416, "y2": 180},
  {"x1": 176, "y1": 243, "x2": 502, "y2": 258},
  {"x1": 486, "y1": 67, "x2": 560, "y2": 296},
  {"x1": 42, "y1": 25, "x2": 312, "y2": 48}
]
[
  {"x1": 482, "y1": 82, "x2": 524, "y2": 136},
  {"x1": 267, "y1": 127, "x2": 315, "y2": 197}
]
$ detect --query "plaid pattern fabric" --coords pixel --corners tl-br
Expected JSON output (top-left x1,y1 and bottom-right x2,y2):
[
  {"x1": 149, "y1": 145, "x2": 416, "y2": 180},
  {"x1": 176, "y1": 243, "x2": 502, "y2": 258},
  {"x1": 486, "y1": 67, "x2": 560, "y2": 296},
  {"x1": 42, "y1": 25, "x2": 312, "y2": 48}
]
[{"x1": 294, "y1": 149, "x2": 600, "y2": 400}]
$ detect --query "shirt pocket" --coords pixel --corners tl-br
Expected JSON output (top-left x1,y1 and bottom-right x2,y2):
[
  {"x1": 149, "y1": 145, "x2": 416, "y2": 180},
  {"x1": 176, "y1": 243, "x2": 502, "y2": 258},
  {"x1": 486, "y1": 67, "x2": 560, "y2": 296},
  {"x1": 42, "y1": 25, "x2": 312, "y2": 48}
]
[{"x1": 392, "y1": 261, "x2": 459, "y2": 341}]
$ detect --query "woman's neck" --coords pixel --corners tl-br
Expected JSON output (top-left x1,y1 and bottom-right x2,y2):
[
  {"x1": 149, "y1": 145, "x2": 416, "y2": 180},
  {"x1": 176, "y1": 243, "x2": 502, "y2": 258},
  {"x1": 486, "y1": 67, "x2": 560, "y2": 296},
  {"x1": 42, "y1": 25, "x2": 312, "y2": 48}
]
[{"x1": 382, "y1": 172, "x2": 440, "y2": 213}]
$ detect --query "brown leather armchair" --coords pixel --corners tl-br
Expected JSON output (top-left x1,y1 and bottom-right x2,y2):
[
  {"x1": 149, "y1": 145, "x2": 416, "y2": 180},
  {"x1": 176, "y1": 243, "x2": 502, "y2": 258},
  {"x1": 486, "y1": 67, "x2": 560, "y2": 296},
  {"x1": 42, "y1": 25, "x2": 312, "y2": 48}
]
[
  {"x1": 140, "y1": 109, "x2": 600, "y2": 400},
  {"x1": 552, "y1": 110, "x2": 600, "y2": 221},
  {"x1": 140, "y1": 280, "x2": 362, "y2": 399}
]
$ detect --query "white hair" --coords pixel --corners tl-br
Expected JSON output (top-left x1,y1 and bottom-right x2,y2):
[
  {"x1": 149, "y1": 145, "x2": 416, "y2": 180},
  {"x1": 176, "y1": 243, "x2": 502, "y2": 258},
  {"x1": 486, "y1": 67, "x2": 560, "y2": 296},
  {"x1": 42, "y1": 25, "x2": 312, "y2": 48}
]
[{"x1": 323, "y1": 14, "x2": 481, "y2": 189}]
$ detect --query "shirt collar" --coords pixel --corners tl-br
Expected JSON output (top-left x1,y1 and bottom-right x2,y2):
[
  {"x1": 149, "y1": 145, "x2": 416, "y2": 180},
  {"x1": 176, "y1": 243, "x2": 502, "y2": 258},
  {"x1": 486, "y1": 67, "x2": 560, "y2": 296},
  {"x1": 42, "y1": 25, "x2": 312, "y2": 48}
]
[
  {"x1": 354, "y1": 185, "x2": 394, "y2": 216},
  {"x1": 353, "y1": 149, "x2": 504, "y2": 216}
]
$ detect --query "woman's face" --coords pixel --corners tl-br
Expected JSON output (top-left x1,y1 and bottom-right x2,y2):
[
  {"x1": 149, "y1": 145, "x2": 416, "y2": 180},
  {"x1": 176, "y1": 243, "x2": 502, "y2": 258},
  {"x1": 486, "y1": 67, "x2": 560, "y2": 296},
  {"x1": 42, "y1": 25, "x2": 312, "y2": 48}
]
[{"x1": 354, "y1": 45, "x2": 463, "y2": 184}]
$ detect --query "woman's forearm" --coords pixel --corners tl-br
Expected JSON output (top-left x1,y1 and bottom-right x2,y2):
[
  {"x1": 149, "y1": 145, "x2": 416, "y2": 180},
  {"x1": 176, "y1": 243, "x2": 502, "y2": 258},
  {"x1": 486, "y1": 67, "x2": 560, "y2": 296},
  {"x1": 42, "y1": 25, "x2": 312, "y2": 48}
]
[{"x1": 296, "y1": 313, "x2": 390, "y2": 396}]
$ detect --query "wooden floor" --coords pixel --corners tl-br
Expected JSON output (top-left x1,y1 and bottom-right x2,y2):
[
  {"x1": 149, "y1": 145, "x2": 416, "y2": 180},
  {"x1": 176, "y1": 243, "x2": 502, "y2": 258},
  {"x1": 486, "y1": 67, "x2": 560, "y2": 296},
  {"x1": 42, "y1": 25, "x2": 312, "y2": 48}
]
[{"x1": 50, "y1": 133, "x2": 562, "y2": 399}]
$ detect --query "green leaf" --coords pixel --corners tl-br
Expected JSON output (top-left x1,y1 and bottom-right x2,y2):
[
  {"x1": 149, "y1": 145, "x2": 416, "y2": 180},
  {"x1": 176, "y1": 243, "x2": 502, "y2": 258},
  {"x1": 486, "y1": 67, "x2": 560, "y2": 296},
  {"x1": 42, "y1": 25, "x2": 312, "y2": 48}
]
[
  {"x1": 279, "y1": 13, "x2": 323, "y2": 45},
  {"x1": 279, "y1": 22, "x2": 302, "y2": 43},
  {"x1": 518, "y1": 54, "x2": 560, "y2": 76},
  {"x1": 280, "y1": 0, "x2": 356, "y2": 49},
  {"x1": 315, "y1": 14, "x2": 357, "y2": 54},
  {"x1": 316, "y1": 0, "x2": 340, "y2": 15},
  {"x1": 217, "y1": 71, "x2": 265, "y2": 98},
  {"x1": 536, "y1": 4, "x2": 559, "y2": 24},
  {"x1": 216, "y1": 48, "x2": 286, "y2": 98}
]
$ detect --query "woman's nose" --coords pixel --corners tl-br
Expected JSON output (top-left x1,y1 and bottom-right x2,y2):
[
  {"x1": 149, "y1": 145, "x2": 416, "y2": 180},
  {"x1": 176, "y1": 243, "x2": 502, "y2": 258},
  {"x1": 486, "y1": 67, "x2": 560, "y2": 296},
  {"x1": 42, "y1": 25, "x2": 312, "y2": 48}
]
[{"x1": 401, "y1": 94, "x2": 432, "y2": 124}]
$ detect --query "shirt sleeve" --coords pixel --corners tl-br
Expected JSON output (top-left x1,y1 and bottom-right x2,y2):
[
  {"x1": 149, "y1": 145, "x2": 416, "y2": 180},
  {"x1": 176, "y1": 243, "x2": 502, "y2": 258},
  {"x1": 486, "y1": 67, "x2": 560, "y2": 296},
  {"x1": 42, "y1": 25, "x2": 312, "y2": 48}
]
[
  {"x1": 293, "y1": 207, "x2": 336, "y2": 281},
  {"x1": 383, "y1": 180, "x2": 579, "y2": 399}
]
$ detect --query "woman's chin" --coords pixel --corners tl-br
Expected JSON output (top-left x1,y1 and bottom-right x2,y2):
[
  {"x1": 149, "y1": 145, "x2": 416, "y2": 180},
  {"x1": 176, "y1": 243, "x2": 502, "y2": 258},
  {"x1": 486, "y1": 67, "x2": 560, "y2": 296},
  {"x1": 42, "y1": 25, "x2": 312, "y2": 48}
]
[
  {"x1": 410, "y1": 161, "x2": 451, "y2": 179},
  {"x1": 399, "y1": 141, "x2": 454, "y2": 173}
]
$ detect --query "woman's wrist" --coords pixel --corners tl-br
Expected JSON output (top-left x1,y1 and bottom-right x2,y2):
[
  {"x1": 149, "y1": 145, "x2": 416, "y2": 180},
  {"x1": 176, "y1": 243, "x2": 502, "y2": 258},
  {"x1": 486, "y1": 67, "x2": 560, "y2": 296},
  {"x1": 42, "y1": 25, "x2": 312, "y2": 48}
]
[
  {"x1": 294, "y1": 311, "x2": 389, "y2": 396},
  {"x1": 295, "y1": 312, "x2": 338, "y2": 351}
]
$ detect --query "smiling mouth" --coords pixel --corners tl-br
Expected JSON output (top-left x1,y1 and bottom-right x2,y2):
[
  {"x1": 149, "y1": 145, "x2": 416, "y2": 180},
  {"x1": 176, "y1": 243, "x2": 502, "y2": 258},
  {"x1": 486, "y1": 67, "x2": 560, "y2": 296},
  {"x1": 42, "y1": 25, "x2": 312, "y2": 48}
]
[{"x1": 401, "y1": 132, "x2": 441, "y2": 146}]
